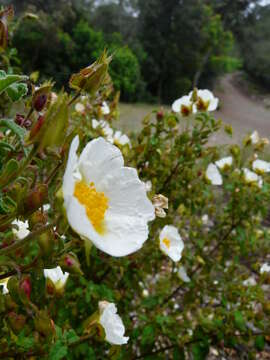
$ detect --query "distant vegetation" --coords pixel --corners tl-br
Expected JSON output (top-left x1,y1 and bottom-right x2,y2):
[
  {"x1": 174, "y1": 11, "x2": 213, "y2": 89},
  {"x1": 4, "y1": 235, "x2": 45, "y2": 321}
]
[{"x1": 1, "y1": 0, "x2": 269, "y2": 102}]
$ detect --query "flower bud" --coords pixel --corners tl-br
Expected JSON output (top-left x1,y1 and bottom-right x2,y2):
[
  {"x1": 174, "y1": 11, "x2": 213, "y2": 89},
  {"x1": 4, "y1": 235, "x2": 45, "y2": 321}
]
[
  {"x1": 59, "y1": 253, "x2": 83, "y2": 275},
  {"x1": 7, "y1": 312, "x2": 26, "y2": 334},
  {"x1": 15, "y1": 114, "x2": 25, "y2": 127},
  {"x1": 34, "y1": 94, "x2": 48, "y2": 112},
  {"x1": 34, "y1": 310, "x2": 55, "y2": 338},
  {"x1": 23, "y1": 184, "x2": 48, "y2": 215},
  {"x1": 19, "y1": 276, "x2": 31, "y2": 301},
  {"x1": 156, "y1": 110, "x2": 164, "y2": 121},
  {"x1": 28, "y1": 210, "x2": 48, "y2": 229},
  {"x1": 38, "y1": 230, "x2": 54, "y2": 257}
]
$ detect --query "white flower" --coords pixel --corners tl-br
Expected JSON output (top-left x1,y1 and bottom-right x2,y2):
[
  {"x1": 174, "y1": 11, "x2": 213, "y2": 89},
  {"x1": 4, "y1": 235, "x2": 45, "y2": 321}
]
[
  {"x1": 215, "y1": 156, "x2": 233, "y2": 170},
  {"x1": 178, "y1": 266, "x2": 191, "y2": 283},
  {"x1": 193, "y1": 89, "x2": 219, "y2": 112},
  {"x1": 75, "y1": 103, "x2": 85, "y2": 114},
  {"x1": 12, "y1": 220, "x2": 30, "y2": 239},
  {"x1": 63, "y1": 136, "x2": 155, "y2": 257},
  {"x1": 172, "y1": 95, "x2": 193, "y2": 116},
  {"x1": 142, "y1": 289, "x2": 149, "y2": 297},
  {"x1": 112, "y1": 130, "x2": 131, "y2": 147},
  {"x1": 201, "y1": 214, "x2": 209, "y2": 225},
  {"x1": 0, "y1": 277, "x2": 9, "y2": 294},
  {"x1": 260, "y1": 263, "x2": 270, "y2": 274},
  {"x1": 243, "y1": 168, "x2": 263, "y2": 188},
  {"x1": 206, "y1": 164, "x2": 222, "y2": 185},
  {"x1": 92, "y1": 119, "x2": 114, "y2": 141},
  {"x1": 250, "y1": 131, "x2": 260, "y2": 144},
  {"x1": 252, "y1": 159, "x2": 270, "y2": 173},
  {"x1": 44, "y1": 266, "x2": 69, "y2": 290},
  {"x1": 159, "y1": 225, "x2": 184, "y2": 262},
  {"x1": 99, "y1": 301, "x2": 129, "y2": 345},
  {"x1": 101, "y1": 101, "x2": 110, "y2": 115},
  {"x1": 144, "y1": 180, "x2": 152, "y2": 192},
  {"x1": 243, "y1": 277, "x2": 257, "y2": 286}
]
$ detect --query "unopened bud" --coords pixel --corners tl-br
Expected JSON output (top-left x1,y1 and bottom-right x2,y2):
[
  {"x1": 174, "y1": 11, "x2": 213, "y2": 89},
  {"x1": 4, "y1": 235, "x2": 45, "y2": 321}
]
[
  {"x1": 7, "y1": 312, "x2": 26, "y2": 334},
  {"x1": 34, "y1": 310, "x2": 54, "y2": 338},
  {"x1": 19, "y1": 276, "x2": 31, "y2": 301},
  {"x1": 156, "y1": 110, "x2": 164, "y2": 121},
  {"x1": 34, "y1": 94, "x2": 47, "y2": 112},
  {"x1": 28, "y1": 210, "x2": 48, "y2": 229},
  {"x1": 59, "y1": 253, "x2": 83, "y2": 275},
  {"x1": 23, "y1": 184, "x2": 48, "y2": 215},
  {"x1": 38, "y1": 230, "x2": 54, "y2": 257}
]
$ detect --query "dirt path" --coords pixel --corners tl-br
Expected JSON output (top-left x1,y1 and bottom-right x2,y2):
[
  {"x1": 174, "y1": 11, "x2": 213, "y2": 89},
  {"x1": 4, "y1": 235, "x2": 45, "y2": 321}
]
[
  {"x1": 213, "y1": 74, "x2": 270, "y2": 143},
  {"x1": 118, "y1": 74, "x2": 270, "y2": 144}
]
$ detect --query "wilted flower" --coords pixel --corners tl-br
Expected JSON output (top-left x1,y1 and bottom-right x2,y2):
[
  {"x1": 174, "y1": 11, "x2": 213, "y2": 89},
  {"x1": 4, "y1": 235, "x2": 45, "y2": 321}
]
[
  {"x1": 252, "y1": 159, "x2": 270, "y2": 174},
  {"x1": 152, "y1": 194, "x2": 168, "y2": 218},
  {"x1": 99, "y1": 301, "x2": 129, "y2": 345},
  {"x1": 63, "y1": 136, "x2": 155, "y2": 257},
  {"x1": 75, "y1": 103, "x2": 85, "y2": 114},
  {"x1": 178, "y1": 266, "x2": 191, "y2": 283},
  {"x1": 44, "y1": 266, "x2": 69, "y2": 290},
  {"x1": 192, "y1": 89, "x2": 219, "y2": 112},
  {"x1": 243, "y1": 168, "x2": 263, "y2": 188},
  {"x1": 260, "y1": 263, "x2": 270, "y2": 274},
  {"x1": 101, "y1": 101, "x2": 110, "y2": 115},
  {"x1": 159, "y1": 225, "x2": 184, "y2": 262},
  {"x1": 172, "y1": 95, "x2": 193, "y2": 116},
  {"x1": 206, "y1": 164, "x2": 222, "y2": 185},
  {"x1": 215, "y1": 156, "x2": 233, "y2": 170},
  {"x1": 12, "y1": 220, "x2": 30, "y2": 239}
]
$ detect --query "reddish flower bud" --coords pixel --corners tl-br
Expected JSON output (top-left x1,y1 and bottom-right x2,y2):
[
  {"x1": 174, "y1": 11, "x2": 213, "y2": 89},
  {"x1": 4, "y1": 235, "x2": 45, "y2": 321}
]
[
  {"x1": 60, "y1": 253, "x2": 83, "y2": 275},
  {"x1": 20, "y1": 276, "x2": 31, "y2": 300},
  {"x1": 156, "y1": 110, "x2": 164, "y2": 121},
  {"x1": 34, "y1": 94, "x2": 47, "y2": 112},
  {"x1": 15, "y1": 114, "x2": 25, "y2": 127},
  {"x1": 23, "y1": 184, "x2": 48, "y2": 215}
]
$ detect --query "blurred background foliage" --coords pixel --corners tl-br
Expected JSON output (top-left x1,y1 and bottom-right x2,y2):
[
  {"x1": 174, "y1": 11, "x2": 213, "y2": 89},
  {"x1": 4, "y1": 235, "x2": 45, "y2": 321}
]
[{"x1": 1, "y1": 0, "x2": 269, "y2": 103}]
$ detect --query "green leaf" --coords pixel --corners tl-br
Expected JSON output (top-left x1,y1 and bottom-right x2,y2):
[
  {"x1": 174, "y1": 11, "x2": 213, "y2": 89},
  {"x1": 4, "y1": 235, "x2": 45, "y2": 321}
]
[
  {"x1": 191, "y1": 341, "x2": 209, "y2": 360},
  {"x1": 0, "y1": 119, "x2": 26, "y2": 140},
  {"x1": 0, "y1": 70, "x2": 28, "y2": 95},
  {"x1": 49, "y1": 340, "x2": 68, "y2": 360},
  {"x1": 0, "y1": 159, "x2": 19, "y2": 186},
  {"x1": 141, "y1": 325, "x2": 155, "y2": 345},
  {"x1": 6, "y1": 82, "x2": 28, "y2": 102},
  {"x1": 255, "y1": 335, "x2": 265, "y2": 351},
  {"x1": 233, "y1": 311, "x2": 246, "y2": 331}
]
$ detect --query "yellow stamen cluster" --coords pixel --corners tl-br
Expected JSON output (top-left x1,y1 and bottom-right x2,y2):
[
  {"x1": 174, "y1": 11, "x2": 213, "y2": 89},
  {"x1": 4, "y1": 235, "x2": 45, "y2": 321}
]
[
  {"x1": 163, "y1": 238, "x2": 171, "y2": 249},
  {"x1": 74, "y1": 181, "x2": 109, "y2": 234}
]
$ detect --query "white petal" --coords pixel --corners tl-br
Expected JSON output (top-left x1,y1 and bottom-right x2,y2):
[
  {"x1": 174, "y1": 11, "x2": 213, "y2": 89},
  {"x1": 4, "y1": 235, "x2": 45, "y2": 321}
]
[
  {"x1": 99, "y1": 302, "x2": 129, "y2": 345},
  {"x1": 12, "y1": 220, "x2": 30, "y2": 239},
  {"x1": 78, "y1": 137, "x2": 124, "y2": 186},
  {"x1": 243, "y1": 168, "x2": 263, "y2": 187},
  {"x1": 101, "y1": 101, "x2": 110, "y2": 115},
  {"x1": 215, "y1": 156, "x2": 233, "y2": 170},
  {"x1": 260, "y1": 263, "x2": 270, "y2": 274},
  {"x1": 178, "y1": 266, "x2": 191, "y2": 282},
  {"x1": 250, "y1": 131, "x2": 260, "y2": 144},
  {"x1": 75, "y1": 103, "x2": 85, "y2": 113},
  {"x1": 206, "y1": 163, "x2": 222, "y2": 185},
  {"x1": 252, "y1": 159, "x2": 270, "y2": 173},
  {"x1": 172, "y1": 95, "x2": 192, "y2": 113},
  {"x1": 44, "y1": 266, "x2": 69, "y2": 286},
  {"x1": 159, "y1": 225, "x2": 184, "y2": 262},
  {"x1": 63, "y1": 136, "x2": 80, "y2": 199}
]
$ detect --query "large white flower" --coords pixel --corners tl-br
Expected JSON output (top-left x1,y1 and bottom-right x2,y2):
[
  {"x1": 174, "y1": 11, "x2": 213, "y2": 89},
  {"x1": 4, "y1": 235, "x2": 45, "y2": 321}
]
[
  {"x1": 243, "y1": 168, "x2": 263, "y2": 188},
  {"x1": 44, "y1": 266, "x2": 69, "y2": 290},
  {"x1": 12, "y1": 219, "x2": 30, "y2": 239},
  {"x1": 178, "y1": 266, "x2": 191, "y2": 283},
  {"x1": 206, "y1": 163, "x2": 222, "y2": 185},
  {"x1": 99, "y1": 301, "x2": 129, "y2": 345},
  {"x1": 172, "y1": 95, "x2": 193, "y2": 116},
  {"x1": 215, "y1": 156, "x2": 233, "y2": 170},
  {"x1": 252, "y1": 159, "x2": 270, "y2": 174},
  {"x1": 260, "y1": 263, "x2": 270, "y2": 274},
  {"x1": 0, "y1": 277, "x2": 9, "y2": 294},
  {"x1": 63, "y1": 136, "x2": 155, "y2": 257},
  {"x1": 193, "y1": 89, "x2": 219, "y2": 112},
  {"x1": 159, "y1": 225, "x2": 184, "y2": 262}
]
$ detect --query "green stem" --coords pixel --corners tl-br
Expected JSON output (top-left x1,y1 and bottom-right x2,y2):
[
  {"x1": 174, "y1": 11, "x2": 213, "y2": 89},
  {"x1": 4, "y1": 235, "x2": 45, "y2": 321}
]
[{"x1": 68, "y1": 90, "x2": 81, "y2": 107}]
